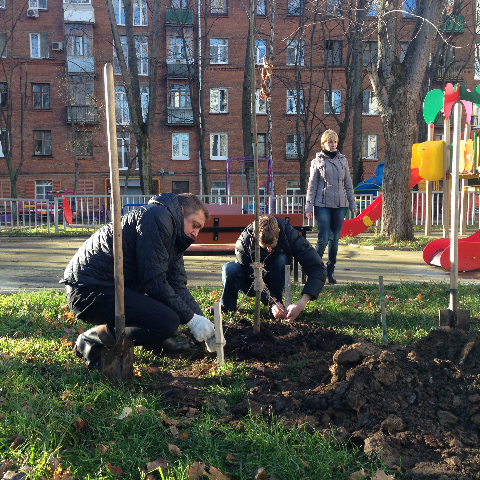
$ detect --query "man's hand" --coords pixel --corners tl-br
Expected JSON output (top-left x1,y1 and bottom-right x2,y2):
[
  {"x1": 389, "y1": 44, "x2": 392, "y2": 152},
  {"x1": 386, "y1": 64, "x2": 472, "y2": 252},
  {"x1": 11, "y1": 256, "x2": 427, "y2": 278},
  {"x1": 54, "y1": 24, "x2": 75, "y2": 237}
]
[
  {"x1": 285, "y1": 294, "x2": 313, "y2": 322},
  {"x1": 271, "y1": 303, "x2": 286, "y2": 319},
  {"x1": 305, "y1": 211, "x2": 313, "y2": 220},
  {"x1": 187, "y1": 314, "x2": 215, "y2": 342}
]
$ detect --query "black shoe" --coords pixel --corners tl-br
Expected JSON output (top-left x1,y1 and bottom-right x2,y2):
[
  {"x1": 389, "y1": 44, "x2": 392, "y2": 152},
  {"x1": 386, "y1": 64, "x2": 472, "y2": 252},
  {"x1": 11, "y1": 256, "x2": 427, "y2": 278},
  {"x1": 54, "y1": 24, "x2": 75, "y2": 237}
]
[
  {"x1": 96, "y1": 324, "x2": 116, "y2": 346},
  {"x1": 144, "y1": 338, "x2": 191, "y2": 355},
  {"x1": 327, "y1": 275, "x2": 337, "y2": 285}
]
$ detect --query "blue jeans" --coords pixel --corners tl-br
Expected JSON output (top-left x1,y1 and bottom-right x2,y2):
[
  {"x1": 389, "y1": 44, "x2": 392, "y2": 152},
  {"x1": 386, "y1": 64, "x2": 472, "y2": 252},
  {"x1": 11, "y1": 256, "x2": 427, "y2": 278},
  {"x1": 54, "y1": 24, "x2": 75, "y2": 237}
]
[
  {"x1": 314, "y1": 206, "x2": 348, "y2": 275},
  {"x1": 220, "y1": 254, "x2": 290, "y2": 310}
]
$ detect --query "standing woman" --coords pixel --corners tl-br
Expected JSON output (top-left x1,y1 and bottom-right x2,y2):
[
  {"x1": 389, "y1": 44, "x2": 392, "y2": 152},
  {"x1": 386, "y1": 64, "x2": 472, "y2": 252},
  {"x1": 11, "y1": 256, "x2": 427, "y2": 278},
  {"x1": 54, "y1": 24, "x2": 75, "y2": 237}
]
[{"x1": 305, "y1": 129, "x2": 357, "y2": 284}]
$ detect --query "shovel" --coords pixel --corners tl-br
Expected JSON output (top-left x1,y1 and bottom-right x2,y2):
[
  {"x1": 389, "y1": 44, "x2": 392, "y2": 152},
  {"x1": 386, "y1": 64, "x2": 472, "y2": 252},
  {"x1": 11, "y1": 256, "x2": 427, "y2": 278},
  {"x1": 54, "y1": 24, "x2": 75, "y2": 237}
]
[{"x1": 100, "y1": 63, "x2": 134, "y2": 386}]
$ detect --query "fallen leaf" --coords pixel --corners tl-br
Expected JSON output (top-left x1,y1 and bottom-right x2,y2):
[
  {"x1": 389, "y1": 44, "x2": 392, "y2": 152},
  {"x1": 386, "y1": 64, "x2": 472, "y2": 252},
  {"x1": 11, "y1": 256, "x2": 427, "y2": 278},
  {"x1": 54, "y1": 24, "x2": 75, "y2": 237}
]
[
  {"x1": 168, "y1": 444, "x2": 181, "y2": 456},
  {"x1": 187, "y1": 461, "x2": 205, "y2": 480},
  {"x1": 406, "y1": 330, "x2": 413, "y2": 339},
  {"x1": 0, "y1": 412, "x2": 5, "y2": 420},
  {"x1": 417, "y1": 294, "x2": 423, "y2": 300},
  {"x1": 225, "y1": 454, "x2": 239, "y2": 462},
  {"x1": 116, "y1": 407, "x2": 132, "y2": 419},
  {"x1": 146, "y1": 458, "x2": 170, "y2": 474},
  {"x1": 348, "y1": 468, "x2": 367, "y2": 480},
  {"x1": 106, "y1": 462, "x2": 123, "y2": 476},
  {"x1": 372, "y1": 470, "x2": 395, "y2": 480},
  {"x1": 52, "y1": 465, "x2": 74, "y2": 480},
  {"x1": 9, "y1": 432, "x2": 25, "y2": 449},
  {"x1": 147, "y1": 366, "x2": 161, "y2": 374},
  {"x1": 136, "y1": 405, "x2": 146, "y2": 413},
  {"x1": 185, "y1": 407, "x2": 198, "y2": 418},
  {"x1": 169, "y1": 425, "x2": 179, "y2": 436},
  {"x1": 97, "y1": 443, "x2": 109, "y2": 454},
  {"x1": 73, "y1": 416, "x2": 89, "y2": 432},
  {"x1": 207, "y1": 465, "x2": 231, "y2": 480},
  {"x1": 178, "y1": 432, "x2": 189, "y2": 440},
  {"x1": 60, "y1": 390, "x2": 72, "y2": 401},
  {"x1": 254, "y1": 467, "x2": 269, "y2": 480},
  {"x1": 78, "y1": 325, "x2": 85, "y2": 333},
  {"x1": 301, "y1": 460, "x2": 310, "y2": 467}
]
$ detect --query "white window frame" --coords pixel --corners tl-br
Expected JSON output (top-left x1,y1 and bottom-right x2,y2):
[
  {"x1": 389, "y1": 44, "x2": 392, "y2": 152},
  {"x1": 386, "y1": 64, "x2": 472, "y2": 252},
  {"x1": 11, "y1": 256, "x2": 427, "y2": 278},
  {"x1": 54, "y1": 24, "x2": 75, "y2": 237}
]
[
  {"x1": 286, "y1": 40, "x2": 304, "y2": 66},
  {"x1": 286, "y1": 134, "x2": 303, "y2": 159},
  {"x1": 65, "y1": 0, "x2": 91, "y2": 3},
  {"x1": 115, "y1": 86, "x2": 130, "y2": 125},
  {"x1": 286, "y1": 89, "x2": 304, "y2": 114},
  {"x1": 135, "y1": 36, "x2": 148, "y2": 75},
  {"x1": 172, "y1": 0, "x2": 188, "y2": 7},
  {"x1": 362, "y1": 134, "x2": 378, "y2": 159},
  {"x1": 363, "y1": 41, "x2": 378, "y2": 66},
  {"x1": 133, "y1": 0, "x2": 148, "y2": 26},
  {"x1": 286, "y1": 180, "x2": 303, "y2": 206},
  {"x1": 29, "y1": 0, "x2": 47, "y2": 9},
  {"x1": 256, "y1": 133, "x2": 266, "y2": 158},
  {"x1": 363, "y1": 90, "x2": 378, "y2": 115},
  {"x1": 0, "y1": 32, "x2": 5, "y2": 57},
  {"x1": 324, "y1": 90, "x2": 341, "y2": 114},
  {"x1": 172, "y1": 133, "x2": 190, "y2": 160},
  {"x1": 472, "y1": 104, "x2": 480, "y2": 127},
  {"x1": 210, "y1": 133, "x2": 228, "y2": 160},
  {"x1": 66, "y1": 24, "x2": 92, "y2": 57},
  {"x1": 211, "y1": 0, "x2": 227, "y2": 14},
  {"x1": 257, "y1": 0, "x2": 266, "y2": 15},
  {"x1": 117, "y1": 132, "x2": 131, "y2": 170},
  {"x1": 0, "y1": 130, "x2": 9, "y2": 157},
  {"x1": 169, "y1": 84, "x2": 191, "y2": 108},
  {"x1": 113, "y1": 0, "x2": 125, "y2": 25},
  {"x1": 325, "y1": 40, "x2": 341, "y2": 65},
  {"x1": 287, "y1": 0, "x2": 301, "y2": 15},
  {"x1": 141, "y1": 86, "x2": 149, "y2": 122},
  {"x1": 210, "y1": 88, "x2": 228, "y2": 113},
  {"x1": 0, "y1": 0, "x2": 5, "y2": 8},
  {"x1": 36, "y1": 180, "x2": 53, "y2": 199},
  {"x1": 210, "y1": 38, "x2": 228, "y2": 64},
  {"x1": 30, "y1": 33, "x2": 49, "y2": 59},
  {"x1": 211, "y1": 180, "x2": 227, "y2": 203},
  {"x1": 256, "y1": 88, "x2": 266, "y2": 114},
  {"x1": 114, "y1": 36, "x2": 128, "y2": 74},
  {"x1": 255, "y1": 39, "x2": 266, "y2": 65}
]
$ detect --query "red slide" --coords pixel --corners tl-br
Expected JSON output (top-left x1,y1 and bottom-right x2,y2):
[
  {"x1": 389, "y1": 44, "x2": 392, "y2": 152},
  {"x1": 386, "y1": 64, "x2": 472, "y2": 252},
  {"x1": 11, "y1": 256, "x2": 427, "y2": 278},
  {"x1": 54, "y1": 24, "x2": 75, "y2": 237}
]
[
  {"x1": 340, "y1": 168, "x2": 423, "y2": 238},
  {"x1": 423, "y1": 230, "x2": 480, "y2": 272}
]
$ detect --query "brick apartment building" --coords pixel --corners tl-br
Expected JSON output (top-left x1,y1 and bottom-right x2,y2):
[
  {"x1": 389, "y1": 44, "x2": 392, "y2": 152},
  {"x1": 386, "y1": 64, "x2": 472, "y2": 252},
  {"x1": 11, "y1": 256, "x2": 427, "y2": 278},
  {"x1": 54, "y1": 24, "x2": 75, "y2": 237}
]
[{"x1": 0, "y1": 0, "x2": 475, "y2": 201}]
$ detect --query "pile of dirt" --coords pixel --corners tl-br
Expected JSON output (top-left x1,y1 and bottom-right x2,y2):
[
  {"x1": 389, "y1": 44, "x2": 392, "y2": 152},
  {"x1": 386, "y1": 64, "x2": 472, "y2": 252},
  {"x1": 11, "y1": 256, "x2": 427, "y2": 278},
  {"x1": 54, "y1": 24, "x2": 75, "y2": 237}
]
[{"x1": 150, "y1": 319, "x2": 480, "y2": 479}]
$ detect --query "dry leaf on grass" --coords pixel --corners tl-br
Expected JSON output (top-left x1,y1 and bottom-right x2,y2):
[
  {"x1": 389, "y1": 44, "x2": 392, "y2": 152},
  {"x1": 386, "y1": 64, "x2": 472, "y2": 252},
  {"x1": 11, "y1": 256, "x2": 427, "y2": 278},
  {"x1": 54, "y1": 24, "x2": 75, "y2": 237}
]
[
  {"x1": 178, "y1": 432, "x2": 189, "y2": 440},
  {"x1": 225, "y1": 454, "x2": 239, "y2": 463},
  {"x1": 146, "y1": 457, "x2": 170, "y2": 474},
  {"x1": 146, "y1": 366, "x2": 161, "y2": 374},
  {"x1": 206, "y1": 465, "x2": 231, "y2": 480},
  {"x1": 168, "y1": 444, "x2": 181, "y2": 456},
  {"x1": 187, "y1": 461, "x2": 205, "y2": 480},
  {"x1": 372, "y1": 470, "x2": 395, "y2": 480},
  {"x1": 72, "y1": 416, "x2": 89, "y2": 432},
  {"x1": 51, "y1": 465, "x2": 74, "y2": 480},
  {"x1": 9, "y1": 432, "x2": 25, "y2": 449},
  {"x1": 97, "y1": 443, "x2": 109, "y2": 454},
  {"x1": 254, "y1": 467, "x2": 269, "y2": 480},
  {"x1": 106, "y1": 462, "x2": 123, "y2": 476},
  {"x1": 169, "y1": 425, "x2": 179, "y2": 436},
  {"x1": 136, "y1": 405, "x2": 146, "y2": 413},
  {"x1": 348, "y1": 468, "x2": 367, "y2": 480},
  {"x1": 116, "y1": 407, "x2": 132, "y2": 419}
]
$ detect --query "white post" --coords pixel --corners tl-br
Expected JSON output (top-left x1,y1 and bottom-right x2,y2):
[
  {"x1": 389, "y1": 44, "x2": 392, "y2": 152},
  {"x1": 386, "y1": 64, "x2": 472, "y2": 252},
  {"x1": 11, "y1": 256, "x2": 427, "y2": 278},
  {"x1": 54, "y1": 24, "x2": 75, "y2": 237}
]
[
  {"x1": 213, "y1": 302, "x2": 225, "y2": 366},
  {"x1": 284, "y1": 265, "x2": 291, "y2": 309}
]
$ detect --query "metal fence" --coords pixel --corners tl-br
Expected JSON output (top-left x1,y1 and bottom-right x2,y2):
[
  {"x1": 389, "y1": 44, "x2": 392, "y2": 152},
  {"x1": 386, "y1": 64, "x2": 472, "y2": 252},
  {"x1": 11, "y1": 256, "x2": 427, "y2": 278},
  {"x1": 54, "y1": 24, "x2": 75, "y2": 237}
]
[{"x1": 0, "y1": 191, "x2": 478, "y2": 234}]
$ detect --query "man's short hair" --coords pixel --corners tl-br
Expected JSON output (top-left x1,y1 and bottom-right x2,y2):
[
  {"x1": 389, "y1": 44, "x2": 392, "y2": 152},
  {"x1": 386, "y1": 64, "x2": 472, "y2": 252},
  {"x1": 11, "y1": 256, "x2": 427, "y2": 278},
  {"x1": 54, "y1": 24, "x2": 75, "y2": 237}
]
[
  {"x1": 255, "y1": 214, "x2": 280, "y2": 245},
  {"x1": 178, "y1": 193, "x2": 210, "y2": 220}
]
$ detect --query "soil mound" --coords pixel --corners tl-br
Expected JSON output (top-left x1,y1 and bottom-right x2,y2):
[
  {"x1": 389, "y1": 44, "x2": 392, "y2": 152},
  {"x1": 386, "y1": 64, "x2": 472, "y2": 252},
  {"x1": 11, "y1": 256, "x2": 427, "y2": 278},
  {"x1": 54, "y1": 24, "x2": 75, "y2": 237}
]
[{"x1": 154, "y1": 319, "x2": 480, "y2": 479}]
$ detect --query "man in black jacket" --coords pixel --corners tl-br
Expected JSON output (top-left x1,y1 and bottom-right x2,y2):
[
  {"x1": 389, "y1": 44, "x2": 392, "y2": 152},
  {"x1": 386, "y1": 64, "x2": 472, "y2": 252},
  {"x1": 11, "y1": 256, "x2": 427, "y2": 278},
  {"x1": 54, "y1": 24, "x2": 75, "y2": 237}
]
[
  {"x1": 62, "y1": 193, "x2": 215, "y2": 368},
  {"x1": 220, "y1": 214, "x2": 326, "y2": 321}
]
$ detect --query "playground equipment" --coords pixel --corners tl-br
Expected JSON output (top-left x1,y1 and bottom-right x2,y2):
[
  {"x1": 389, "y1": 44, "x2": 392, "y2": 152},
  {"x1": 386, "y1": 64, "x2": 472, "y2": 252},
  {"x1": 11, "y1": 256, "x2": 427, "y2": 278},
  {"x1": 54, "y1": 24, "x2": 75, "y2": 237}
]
[{"x1": 355, "y1": 161, "x2": 384, "y2": 196}]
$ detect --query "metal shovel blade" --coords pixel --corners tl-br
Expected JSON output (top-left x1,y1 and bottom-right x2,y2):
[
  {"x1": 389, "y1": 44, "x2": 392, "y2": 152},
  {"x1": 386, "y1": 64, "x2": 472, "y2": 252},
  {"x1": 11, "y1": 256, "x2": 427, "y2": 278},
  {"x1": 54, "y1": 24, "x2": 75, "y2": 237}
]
[{"x1": 101, "y1": 334, "x2": 134, "y2": 386}]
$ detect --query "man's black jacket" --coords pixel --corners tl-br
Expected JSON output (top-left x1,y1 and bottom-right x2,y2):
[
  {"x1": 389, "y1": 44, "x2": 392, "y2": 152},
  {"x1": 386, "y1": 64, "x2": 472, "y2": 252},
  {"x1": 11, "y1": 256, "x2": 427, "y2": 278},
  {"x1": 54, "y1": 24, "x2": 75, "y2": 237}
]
[
  {"x1": 235, "y1": 218, "x2": 327, "y2": 300},
  {"x1": 62, "y1": 193, "x2": 202, "y2": 323}
]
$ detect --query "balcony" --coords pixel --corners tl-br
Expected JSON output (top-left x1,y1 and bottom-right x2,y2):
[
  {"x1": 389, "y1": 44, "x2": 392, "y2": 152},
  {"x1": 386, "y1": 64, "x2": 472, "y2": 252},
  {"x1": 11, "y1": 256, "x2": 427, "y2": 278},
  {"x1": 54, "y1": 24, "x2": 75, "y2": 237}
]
[
  {"x1": 167, "y1": 107, "x2": 193, "y2": 125},
  {"x1": 66, "y1": 105, "x2": 98, "y2": 124},
  {"x1": 166, "y1": 8, "x2": 194, "y2": 24},
  {"x1": 166, "y1": 63, "x2": 191, "y2": 78},
  {"x1": 439, "y1": 15, "x2": 464, "y2": 33},
  {"x1": 433, "y1": 65, "x2": 463, "y2": 84}
]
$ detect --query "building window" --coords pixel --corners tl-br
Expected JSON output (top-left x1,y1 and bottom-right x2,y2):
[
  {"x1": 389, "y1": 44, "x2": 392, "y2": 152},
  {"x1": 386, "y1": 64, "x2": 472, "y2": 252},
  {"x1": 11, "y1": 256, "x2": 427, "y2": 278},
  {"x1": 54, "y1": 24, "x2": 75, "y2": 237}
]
[
  {"x1": 0, "y1": 130, "x2": 8, "y2": 156},
  {"x1": 368, "y1": 0, "x2": 378, "y2": 16},
  {"x1": 172, "y1": 180, "x2": 189, "y2": 194},
  {"x1": 74, "y1": 131, "x2": 93, "y2": 156},
  {"x1": 256, "y1": 88, "x2": 266, "y2": 114},
  {"x1": 36, "y1": 180, "x2": 52, "y2": 199},
  {"x1": 286, "y1": 180, "x2": 303, "y2": 206},
  {"x1": 211, "y1": 180, "x2": 226, "y2": 203},
  {"x1": 134, "y1": 0, "x2": 148, "y2": 26},
  {"x1": 287, "y1": 0, "x2": 302, "y2": 15},
  {"x1": 402, "y1": 0, "x2": 416, "y2": 17},
  {"x1": 172, "y1": 0, "x2": 188, "y2": 7},
  {"x1": 135, "y1": 36, "x2": 148, "y2": 75},
  {"x1": 210, "y1": 38, "x2": 228, "y2": 64},
  {"x1": 475, "y1": 44, "x2": 480, "y2": 80},
  {"x1": 34, "y1": 131, "x2": 52, "y2": 156},
  {"x1": 169, "y1": 84, "x2": 191, "y2": 107},
  {"x1": 400, "y1": 42, "x2": 409, "y2": 62},
  {"x1": 117, "y1": 132, "x2": 131, "y2": 169},
  {"x1": 29, "y1": 0, "x2": 47, "y2": 8},
  {"x1": 211, "y1": 0, "x2": 227, "y2": 15},
  {"x1": 255, "y1": 40, "x2": 266, "y2": 65},
  {"x1": 363, "y1": 42, "x2": 378, "y2": 66},
  {"x1": 0, "y1": 0, "x2": 5, "y2": 7},
  {"x1": 362, "y1": 134, "x2": 378, "y2": 159},
  {"x1": 472, "y1": 104, "x2": 480, "y2": 126},
  {"x1": 256, "y1": 133, "x2": 266, "y2": 158},
  {"x1": 326, "y1": 0, "x2": 343, "y2": 14},
  {"x1": 210, "y1": 133, "x2": 227, "y2": 160},
  {"x1": 30, "y1": 33, "x2": 49, "y2": 59},
  {"x1": 115, "y1": 86, "x2": 130, "y2": 125},
  {"x1": 141, "y1": 86, "x2": 149, "y2": 121},
  {"x1": 286, "y1": 89, "x2": 304, "y2": 114},
  {"x1": 65, "y1": 0, "x2": 92, "y2": 3},
  {"x1": 172, "y1": 133, "x2": 189, "y2": 160},
  {"x1": 68, "y1": 75, "x2": 94, "y2": 106},
  {"x1": 286, "y1": 134, "x2": 303, "y2": 159},
  {"x1": 113, "y1": 0, "x2": 125, "y2": 25},
  {"x1": 324, "y1": 90, "x2": 341, "y2": 114},
  {"x1": 114, "y1": 36, "x2": 128, "y2": 74},
  {"x1": 0, "y1": 32, "x2": 6, "y2": 57},
  {"x1": 286, "y1": 40, "x2": 304, "y2": 66},
  {"x1": 210, "y1": 88, "x2": 228, "y2": 113},
  {"x1": 33, "y1": 84, "x2": 50, "y2": 109},
  {"x1": 0, "y1": 83, "x2": 7, "y2": 108},
  {"x1": 325, "y1": 40, "x2": 341, "y2": 65},
  {"x1": 363, "y1": 90, "x2": 378, "y2": 115},
  {"x1": 257, "y1": 0, "x2": 266, "y2": 15},
  {"x1": 66, "y1": 24, "x2": 92, "y2": 57},
  {"x1": 167, "y1": 31, "x2": 193, "y2": 62}
]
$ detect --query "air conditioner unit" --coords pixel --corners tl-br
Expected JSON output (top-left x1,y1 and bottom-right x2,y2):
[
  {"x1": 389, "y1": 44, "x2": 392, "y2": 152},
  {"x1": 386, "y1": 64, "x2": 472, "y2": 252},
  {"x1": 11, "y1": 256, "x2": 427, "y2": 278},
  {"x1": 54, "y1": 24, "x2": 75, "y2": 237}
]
[
  {"x1": 52, "y1": 42, "x2": 63, "y2": 52},
  {"x1": 27, "y1": 8, "x2": 39, "y2": 18}
]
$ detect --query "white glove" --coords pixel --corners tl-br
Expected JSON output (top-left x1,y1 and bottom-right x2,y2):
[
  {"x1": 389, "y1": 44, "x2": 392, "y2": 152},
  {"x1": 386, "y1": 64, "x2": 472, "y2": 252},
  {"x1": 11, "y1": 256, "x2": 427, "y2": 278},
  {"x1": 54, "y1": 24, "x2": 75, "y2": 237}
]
[
  {"x1": 205, "y1": 336, "x2": 216, "y2": 353},
  {"x1": 187, "y1": 314, "x2": 215, "y2": 342}
]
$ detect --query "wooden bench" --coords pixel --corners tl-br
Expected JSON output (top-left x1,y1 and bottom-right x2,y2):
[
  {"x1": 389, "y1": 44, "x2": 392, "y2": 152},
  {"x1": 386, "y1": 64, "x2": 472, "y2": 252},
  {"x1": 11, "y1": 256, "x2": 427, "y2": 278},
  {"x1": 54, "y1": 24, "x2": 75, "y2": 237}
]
[{"x1": 185, "y1": 213, "x2": 311, "y2": 283}]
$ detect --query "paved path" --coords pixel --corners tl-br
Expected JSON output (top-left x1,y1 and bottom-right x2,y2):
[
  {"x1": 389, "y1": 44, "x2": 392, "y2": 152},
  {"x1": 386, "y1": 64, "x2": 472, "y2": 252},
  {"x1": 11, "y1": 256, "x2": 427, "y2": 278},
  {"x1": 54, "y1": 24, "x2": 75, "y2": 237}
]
[{"x1": 0, "y1": 235, "x2": 479, "y2": 294}]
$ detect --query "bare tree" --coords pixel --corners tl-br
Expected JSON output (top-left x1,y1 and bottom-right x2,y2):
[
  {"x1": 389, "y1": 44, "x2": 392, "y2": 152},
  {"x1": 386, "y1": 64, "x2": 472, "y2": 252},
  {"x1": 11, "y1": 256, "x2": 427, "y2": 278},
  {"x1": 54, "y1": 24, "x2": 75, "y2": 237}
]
[
  {"x1": 104, "y1": 0, "x2": 161, "y2": 195},
  {"x1": 370, "y1": 0, "x2": 447, "y2": 241}
]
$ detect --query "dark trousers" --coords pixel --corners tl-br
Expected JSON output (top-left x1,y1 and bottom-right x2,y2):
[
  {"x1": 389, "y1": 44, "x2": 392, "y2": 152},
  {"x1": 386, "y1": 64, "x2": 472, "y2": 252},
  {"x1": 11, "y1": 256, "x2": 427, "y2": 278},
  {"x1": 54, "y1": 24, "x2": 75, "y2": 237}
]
[
  {"x1": 220, "y1": 253, "x2": 290, "y2": 310},
  {"x1": 314, "y1": 206, "x2": 348, "y2": 275},
  {"x1": 68, "y1": 286, "x2": 180, "y2": 367}
]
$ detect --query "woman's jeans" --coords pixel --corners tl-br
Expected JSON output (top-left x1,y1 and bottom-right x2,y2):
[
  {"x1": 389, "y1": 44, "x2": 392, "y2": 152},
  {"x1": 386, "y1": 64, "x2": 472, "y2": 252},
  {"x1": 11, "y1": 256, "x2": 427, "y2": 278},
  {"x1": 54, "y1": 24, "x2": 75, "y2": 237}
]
[
  {"x1": 220, "y1": 254, "x2": 290, "y2": 310},
  {"x1": 314, "y1": 206, "x2": 348, "y2": 275}
]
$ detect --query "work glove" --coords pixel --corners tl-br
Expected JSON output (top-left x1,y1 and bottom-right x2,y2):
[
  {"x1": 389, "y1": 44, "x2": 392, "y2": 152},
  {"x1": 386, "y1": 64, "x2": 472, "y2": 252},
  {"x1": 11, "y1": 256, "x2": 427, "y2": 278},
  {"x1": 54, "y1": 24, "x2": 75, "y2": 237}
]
[
  {"x1": 205, "y1": 335, "x2": 227, "y2": 353},
  {"x1": 187, "y1": 314, "x2": 215, "y2": 342}
]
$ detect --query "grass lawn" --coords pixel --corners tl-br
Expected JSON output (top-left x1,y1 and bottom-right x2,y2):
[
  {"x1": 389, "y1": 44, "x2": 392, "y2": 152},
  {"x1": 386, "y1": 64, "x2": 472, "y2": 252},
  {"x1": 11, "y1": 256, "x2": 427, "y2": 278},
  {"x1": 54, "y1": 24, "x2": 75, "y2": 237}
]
[{"x1": 0, "y1": 284, "x2": 479, "y2": 479}]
